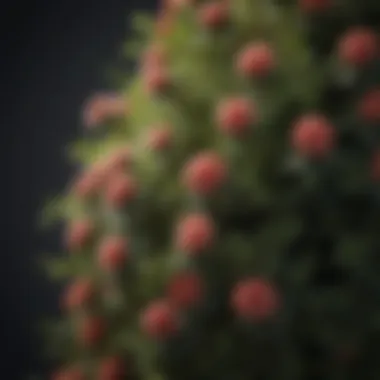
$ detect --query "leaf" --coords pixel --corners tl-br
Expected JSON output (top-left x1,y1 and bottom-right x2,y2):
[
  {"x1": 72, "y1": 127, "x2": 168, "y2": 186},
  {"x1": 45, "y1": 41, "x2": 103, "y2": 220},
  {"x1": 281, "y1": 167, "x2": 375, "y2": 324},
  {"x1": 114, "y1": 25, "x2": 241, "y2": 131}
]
[
  {"x1": 66, "y1": 139, "x2": 104, "y2": 164},
  {"x1": 114, "y1": 328, "x2": 139, "y2": 348},
  {"x1": 252, "y1": 214, "x2": 303, "y2": 275},
  {"x1": 334, "y1": 234, "x2": 372, "y2": 270},
  {"x1": 67, "y1": 134, "x2": 133, "y2": 165},
  {"x1": 136, "y1": 254, "x2": 172, "y2": 299},
  {"x1": 44, "y1": 256, "x2": 98, "y2": 280},
  {"x1": 39, "y1": 196, "x2": 67, "y2": 227},
  {"x1": 130, "y1": 12, "x2": 154, "y2": 37},
  {"x1": 122, "y1": 38, "x2": 146, "y2": 60},
  {"x1": 44, "y1": 258, "x2": 73, "y2": 279},
  {"x1": 105, "y1": 66, "x2": 133, "y2": 90}
]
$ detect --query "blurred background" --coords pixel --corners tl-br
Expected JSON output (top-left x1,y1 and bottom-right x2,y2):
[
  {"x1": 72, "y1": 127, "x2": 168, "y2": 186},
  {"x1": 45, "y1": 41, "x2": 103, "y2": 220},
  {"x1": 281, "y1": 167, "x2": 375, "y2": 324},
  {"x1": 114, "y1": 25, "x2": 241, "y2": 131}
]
[{"x1": 1, "y1": 1, "x2": 156, "y2": 378}]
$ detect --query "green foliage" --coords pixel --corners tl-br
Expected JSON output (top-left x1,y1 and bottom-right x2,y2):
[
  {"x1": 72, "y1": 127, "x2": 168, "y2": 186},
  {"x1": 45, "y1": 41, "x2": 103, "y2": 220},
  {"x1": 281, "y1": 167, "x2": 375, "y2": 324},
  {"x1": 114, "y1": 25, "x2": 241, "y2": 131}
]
[
  {"x1": 44, "y1": 1, "x2": 380, "y2": 379},
  {"x1": 130, "y1": 12, "x2": 155, "y2": 38},
  {"x1": 44, "y1": 256, "x2": 97, "y2": 280}
]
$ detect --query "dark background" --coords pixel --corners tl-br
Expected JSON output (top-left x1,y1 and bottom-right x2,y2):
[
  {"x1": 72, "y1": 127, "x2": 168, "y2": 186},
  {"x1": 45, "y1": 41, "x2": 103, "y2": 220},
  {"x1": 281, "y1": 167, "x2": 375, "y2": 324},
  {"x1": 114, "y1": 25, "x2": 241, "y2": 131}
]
[{"x1": 1, "y1": 1, "x2": 156, "y2": 378}]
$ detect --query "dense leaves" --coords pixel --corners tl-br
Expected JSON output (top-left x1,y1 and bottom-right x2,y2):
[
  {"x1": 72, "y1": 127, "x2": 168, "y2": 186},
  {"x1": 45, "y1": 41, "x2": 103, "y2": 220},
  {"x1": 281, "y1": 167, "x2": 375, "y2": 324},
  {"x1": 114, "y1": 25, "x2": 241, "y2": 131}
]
[{"x1": 45, "y1": 1, "x2": 380, "y2": 379}]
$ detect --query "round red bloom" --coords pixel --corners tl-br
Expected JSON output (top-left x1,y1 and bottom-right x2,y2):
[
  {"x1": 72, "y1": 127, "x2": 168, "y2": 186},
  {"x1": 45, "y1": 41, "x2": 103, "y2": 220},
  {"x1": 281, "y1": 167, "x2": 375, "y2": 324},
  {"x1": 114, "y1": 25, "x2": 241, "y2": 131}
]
[
  {"x1": 175, "y1": 213, "x2": 215, "y2": 255},
  {"x1": 78, "y1": 316, "x2": 105, "y2": 347},
  {"x1": 82, "y1": 93, "x2": 128, "y2": 128},
  {"x1": 167, "y1": 272, "x2": 203, "y2": 309},
  {"x1": 144, "y1": 67, "x2": 171, "y2": 95},
  {"x1": 142, "y1": 44, "x2": 167, "y2": 71},
  {"x1": 198, "y1": 1, "x2": 229, "y2": 29},
  {"x1": 182, "y1": 151, "x2": 227, "y2": 194},
  {"x1": 72, "y1": 165, "x2": 106, "y2": 200},
  {"x1": 146, "y1": 124, "x2": 172, "y2": 151},
  {"x1": 105, "y1": 174, "x2": 138, "y2": 208},
  {"x1": 140, "y1": 299, "x2": 179, "y2": 339},
  {"x1": 338, "y1": 27, "x2": 378, "y2": 67},
  {"x1": 155, "y1": 10, "x2": 174, "y2": 36},
  {"x1": 65, "y1": 219, "x2": 94, "y2": 252},
  {"x1": 163, "y1": 0, "x2": 191, "y2": 11},
  {"x1": 231, "y1": 278, "x2": 280, "y2": 321},
  {"x1": 291, "y1": 114, "x2": 336, "y2": 158},
  {"x1": 299, "y1": 0, "x2": 332, "y2": 13},
  {"x1": 62, "y1": 278, "x2": 94, "y2": 311},
  {"x1": 216, "y1": 97, "x2": 257, "y2": 137},
  {"x1": 52, "y1": 367, "x2": 84, "y2": 380},
  {"x1": 104, "y1": 147, "x2": 133, "y2": 175},
  {"x1": 236, "y1": 42, "x2": 275, "y2": 78},
  {"x1": 358, "y1": 89, "x2": 380, "y2": 123},
  {"x1": 98, "y1": 236, "x2": 129, "y2": 272},
  {"x1": 98, "y1": 356, "x2": 125, "y2": 380}
]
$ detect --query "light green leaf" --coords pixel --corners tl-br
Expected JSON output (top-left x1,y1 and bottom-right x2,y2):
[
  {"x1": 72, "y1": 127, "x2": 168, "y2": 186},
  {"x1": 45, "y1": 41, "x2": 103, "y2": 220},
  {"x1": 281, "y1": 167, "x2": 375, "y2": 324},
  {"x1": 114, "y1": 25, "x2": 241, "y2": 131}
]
[{"x1": 131, "y1": 12, "x2": 154, "y2": 37}]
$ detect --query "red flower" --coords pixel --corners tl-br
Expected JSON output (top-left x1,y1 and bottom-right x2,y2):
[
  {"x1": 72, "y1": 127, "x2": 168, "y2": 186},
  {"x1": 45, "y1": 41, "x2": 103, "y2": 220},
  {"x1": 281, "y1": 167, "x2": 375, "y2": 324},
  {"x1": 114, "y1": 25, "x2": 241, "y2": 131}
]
[
  {"x1": 175, "y1": 213, "x2": 215, "y2": 255},
  {"x1": 299, "y1": 0, "x2": 332, "y2": 13},
  {"x1": 98, "y1": 236, "x2": 129, "y2": 272},
  {"x1": 146, "y1": 124, "x2": 173, "y2": 151},
  {"x1": 358, "y1": 89, "x2": 380, "y2": 123},
  {"x1": 82, "y1": 93, "x2": 128, "y2": 128},
  {"x1": 292, "y1": 113, "x2": 335, "y2": 158},
  {"x1": 163, "y1": 0, "x2": 191, "y2": 11},
  {"x1": 78, "y1": 316, "x2": 106, "y2": 347},
  {"x1": 231, "y1": 278, "x2": 280, "y2": 321},
  {"x1": 338, "y1": 27, "x2": 378, "y2": 67},
  {"x1": 65, "y1": 219, "x2": 94, "y2": 252},
  {"x1": 72, "y1": 165, "x2": 107, "y2": 200},
  {"x1": 182, "y1": 151, "x2": 227, "y2": 194},
  {"x1": 142, "y1": 44, "x2": 167, "y2": 71},
  {"x1": 167, "y1": 272, "x2": 203, "y2": 309},
  {"x1": 62, "y1": 278, "x2": 94, "y2": 311},
  {"x1": 105, "y1": 174, "x2": 138, "y2": 208},
  {"x1": 140, "y1": 299, "x2": 179, "y2": 339},
  {"x1": 104, "y1": 147, "x2": 133, "y2": 175},
  {"x1": 52, "y1": 367, "x2": 84, "y2": 380},
  {"x1": 98, "y1": 356, "x2": 125, "y2": 380},
  {"x1": 143, "y1": 66, "x2": 171, "y2": 95},
  {"x1": 216, "y1": 97, "x2": 257, "y2": 137},
  {"x1": 155, "y1": 10, "x2": 174, "y2": 36},
  {"x1": 198, "y1": 1, "x2": 229, "y2": 29},
  {"x1": 236, "y1": 42, "x2": 275, "y2": 78}
]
